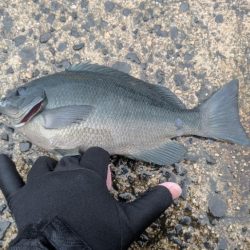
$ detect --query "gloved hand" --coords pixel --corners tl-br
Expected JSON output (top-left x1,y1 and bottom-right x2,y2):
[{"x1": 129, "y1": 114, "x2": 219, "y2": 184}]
[{"x1": 0, "y1": 147, "x2": 182, "y2": 250}]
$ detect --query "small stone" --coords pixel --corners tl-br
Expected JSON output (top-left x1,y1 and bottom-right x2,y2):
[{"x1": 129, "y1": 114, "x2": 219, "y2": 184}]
[
  {"x1": 3, "y1": 14, "x2": 13, "y2": 33},
  {"x1": 73, "y1": 43, "x2": 85, "y2": 51},
  {"x1": 1, "y1": 133, "x2": 9, "y2": 141},
  {"x1": 122, "y1": 8, "x2": 131, "y2": 16},
  {"x1": 170, "y1": 26, "x2": 178, "y2": 40},
  {"x1": 241, "y1": 227, "x2": 247, "y2": 233},
  {"x1": 126, "y1": 52, "x2": 141, "y2": 64},
  {"x1": 19, "y1": 141, "x2": 32, "y2": 152},
  {"x1": 179, "y1": 216, "x2": 192, "y2": 225},
  {"x1": 59, "y1": 16, "x2": 66, "y2": 23},
  {"x1": 19, "y1": 47, "x2": 36, "y2": 63},
  {"x1": 47, "y1": 13, "x2": 55, "y2": 24},
  {"x1": 184, "y1": 52, "x2": 193, "y2": 61},
  {"x1": 104, "y1": 1, "x2": 115, "y2": 12},
  {"x1": 155, "y1": 69, "x2": 165, "y2": 84},
  {"x1": 118, "y1": 192, "x2": 134, "y2": 201},
  {"x1": 174, "y1": 74, "x2": 185, "y2": 86},
  {"x1": 14, "y1": 35, "x2": 26, "y2": 46},
  {"x1": 184, "y1": 232, "x2": 192, "y2": 241},
  {"x1": 184, "y1": 204, "x2": 192, "y2": 212},
  {"x1": 175, "y1": 224, "x2": 183, "y2": 235},
  {"x1": 205, "y1": 153, "x2": 216, "y2": 165},
  {"x1": 58, "y1": 42, "x2": 67, "y2": 52},
  {"x1": 141, "y1": 63, "x2": 147, "y2": 70},
  {"x1": 171, "y1": 237, "x2": 182, "y2": 247},
  {"x1": 208, "y1": 195, "x2": 227, "y2": 218},
  {"x1": 112, "y1": 62, "x2": 131, "y2": 74},
  {"x1": 70, "y1": 27, "x2": 81, "y2": 38},
  {"x1": 215, "y1": 14, "x2": 224, "y2": 23},
  {"x1": 0, "y1": 220, "x2": 10, "y2": 239},
  {"x1": 6, "y1": 67, "x2": 14, "y2": 74},
  {"x1": 217, "y1": 238, "x2": 227, "y2": 250},
  {"x1": 39, "y1": 32, "x2": 52, "y2": 43},
  {"x1": 32, "y1": 69, "x2": 40, "y2": 78},
  {"x1": 180, "y1": 2, "x2": 189, "y2": 12}
]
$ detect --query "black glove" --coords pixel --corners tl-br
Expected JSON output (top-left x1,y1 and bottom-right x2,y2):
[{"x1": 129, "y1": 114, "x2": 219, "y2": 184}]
[{"x1": 0, "y1": 147, "x2": 180, "y2": 250}]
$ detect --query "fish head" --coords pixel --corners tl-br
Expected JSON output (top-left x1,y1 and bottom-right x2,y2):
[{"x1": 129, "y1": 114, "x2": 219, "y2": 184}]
[{"x1": 0, "y1": 86, "x2": 47, "y2": 127}]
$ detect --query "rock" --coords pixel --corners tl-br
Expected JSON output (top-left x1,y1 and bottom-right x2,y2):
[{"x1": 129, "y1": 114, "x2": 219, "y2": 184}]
[
  {"x1": 39, "y1": 32, "x2": 52, "y2": 43},
  {"x1": 122, "y1": 8, "x2": 131, "y2": 16},
  {"x1": 19, "y1": 141, "x2": 32, "y2": 152},
  {"x1": 179, "y1": 216, "x2": 192, "y2": 225},
  {"x1": 32, "y1": 69, "x2": 40, "y2": 78},
  {"x1": 0, "y1": 203, "x2": 6, "y2": 213},
  {"x1": 205, "y1": 153, "x2": 216, "y2": 165},
  {"x1": 47, "y1": 13, "x2": 55, "y2": 24},
  {"x1": 0, "y1": 220, "x2": 10, "y2": 240},
  {"x1": 14, "y1": 35, "x2": 26, "y2": 46},
  {"x1": 118, "y1": 192, "x2": 134, "y2": 201},
  {"x1": 73, "y1": 43, "x2": 85, "y2": 51},
  {"x1": 215, "y1": 14, "x2": 224, "y2": 23},
  {"x1": 59, "y1": 15, "x2": 66, "y2": 23},
  {"x1": 126, "y1": 52, "x2": 141, "y2": 64},
  {"x1": 208, "y1": 195, "x2": 227, "y2": 218},
  {"x1": 175, "y1": 224, "x2": 183, "y2": 235},
  {"x1": 180, "y1": 2, "x2": 189, "y2": 12},
  {"x1": 184, "y1": 204, "x2": 192, "y2": 212},
  {"x1": 174, "y1": 74, "x2": 185, "y2": 86},
  {"x1": 58, "y1": 42, "x2": 67, "y2": 52},
  {"x1": 6, "y1": 67, "x2": 14, "y2": 74},
  {"x1": 3, "y1": 13, "x2": 13, "y2": 33},
  {"x1": 112, "y1": 62, "x2": 131, "y2": 74},
  {"x1": 241, "y1": 227, "x2": 247, "y2": 233},
  {"x1": 1, "y1": 133, "x2": 9, "y2": 141},
  {"x1": 184, "y1": 52, "x2": 194, "y2": 61},
  {"x1": 217, "y1": 237, "x2": 227, "y2": 250},
  {"x1": 184, "y1": 232, "x2": 192, "y2": 241},
  {"x1": 104, "y1": 1, "x2": 115, "y2": 12},
  {"x1": 170, "y1": 27, "x2": 178, "y2": 40},
  {"x1": 155, "y1": 69, "x2": 165, "y2": 84},
  {"x1": 171, "y1": 237, "x2": 182, "y2": 247},
  {"x1": 19, "y1": 47, "x2": 36, "y2": 63}
]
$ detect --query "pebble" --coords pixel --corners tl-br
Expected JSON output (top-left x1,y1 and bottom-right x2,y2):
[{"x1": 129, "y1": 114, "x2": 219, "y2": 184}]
[
  {"x1": 126, "y1": 52, "x2": 141, "y2": 64},
  {"x1": 217, "y1": 237, "x2": 227, "y2": 250},
  {"x1": 175, "y1": 224, "x2": 183, "y2": 235},
  {"x1": 205, "y1": 153, "x2": 216, "y2": 165},
  {"x1": 208, "y1": 195, "x2": 227, "y2": 218},
  {"x1": 118, "y1": 192, "x2": 134, "y2": 201},
  {"x1": 179, "y1": 216, "x2": 192, "y2": 225},
  {"x1": 58, "y1": 42, "x2": 67, "y2": 52},
  {"x1": 215, "y1": 14, "x2": 224, "y2": 23},
  {"x1": 180, "y1": 2, "x2": 189, "y2": 12},
  {"x1": 14, "y1": 35, "x2": 26, "y2": 46},
  {"x1": 104, "y1": 1, "x2": 115, "y2": 12},
  {"x1": 47, "y1": 13, "x2": 55, "y2": 24},
  {"x1": 0, "y1": 220, "x2": 10, "y2": 240},
  {"x1": 19, "y1": 141, "x2": 32, "y2": 152},
  {"x1": 155, "y1": 69, "x2": 165, "y2": 84},
  {"x1": 1, "y1": 133, "x2": 9, "y2": 141},
  {"x1": 73, "y1": 43, "x2": 85, "y2": 51},
  {"x1": 39, "y1": 32, "x2": 52, "y2": 43},
  {"x1": 174, "y1": 74, "x2": 185, "y2": 86},
  {"x1": 6, "y1": 67, "x2": 14, "y2": 74},
  {"x1": 112, "y1": 62, "x2": 131, "y2": 74},
  {"x1": 171, "y1": 237, "x2": 183, "y2": 247},
  {"x1": 184, "y1": 232, "x2": 192, "y2": 241},
  {"x1": 32, "y1": 69, "x2": 40, "y2": 78},
  {"x1": 19, "y1": 47, "x2": 36, "y2": 63},
  {"x1": 122, "y1": 8, "x2": 131, "y2": 16},
  {"x1": 3, "y1": 13, "x2": 13, "y2": 33}
]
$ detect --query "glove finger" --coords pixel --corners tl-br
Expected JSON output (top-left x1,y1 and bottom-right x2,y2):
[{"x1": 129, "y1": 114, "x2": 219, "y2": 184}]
[
  {"x1": 27, "y1": 156, "x2": 57, "y2": 181},
  {"x1": 120, "y1": 183, "x2": 181, "y2": 239},
  {"x1": 0, "y1": 154, "x2": 24, "y2": 200},
  {"x1": 80, "y1": 147, "x2": 110, "y2": 180},
  {"x1": 55, "y1": 155, "x2": 81, "y2": 171}
]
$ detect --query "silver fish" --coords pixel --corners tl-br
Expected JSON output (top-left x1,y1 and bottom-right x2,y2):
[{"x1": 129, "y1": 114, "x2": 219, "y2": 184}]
[{"x1": 0, "y1": 64, "x2": 249, "y2": 165}]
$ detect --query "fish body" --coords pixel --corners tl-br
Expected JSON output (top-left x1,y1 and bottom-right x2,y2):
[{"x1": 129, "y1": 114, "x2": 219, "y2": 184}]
[{"x1": 0, "y1": 64, "x2": 249, "y2": 165}]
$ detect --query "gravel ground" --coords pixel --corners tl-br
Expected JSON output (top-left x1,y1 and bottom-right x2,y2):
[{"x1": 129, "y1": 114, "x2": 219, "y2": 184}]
[{"x1": 0, "y1": 0, "x2": 249, "y2": 249}]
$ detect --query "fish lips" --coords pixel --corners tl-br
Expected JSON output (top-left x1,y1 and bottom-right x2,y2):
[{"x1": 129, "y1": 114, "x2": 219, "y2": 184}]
[{"x1": 0, "y1": 89, "x2": 47, "y2": 127}]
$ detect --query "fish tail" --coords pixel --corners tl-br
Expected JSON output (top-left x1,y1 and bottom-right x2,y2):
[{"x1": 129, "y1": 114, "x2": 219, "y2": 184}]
[{"x1": 199, "y1": 80, "x2": 250, "y2": 146}]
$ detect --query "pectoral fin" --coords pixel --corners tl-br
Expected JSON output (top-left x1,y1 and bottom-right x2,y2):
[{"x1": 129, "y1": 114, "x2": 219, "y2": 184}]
[
  {"x1": 42, "y1": 105, "x2": 94, "y2": 129},
  {"x1": 127, "y1": 141, "x2": 187, "y2": 165}
]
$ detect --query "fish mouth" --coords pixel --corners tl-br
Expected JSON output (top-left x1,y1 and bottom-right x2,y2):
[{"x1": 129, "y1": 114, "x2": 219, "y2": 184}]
[{"x1": 15, "y1": 100, "x2": 45, "y2": 127}]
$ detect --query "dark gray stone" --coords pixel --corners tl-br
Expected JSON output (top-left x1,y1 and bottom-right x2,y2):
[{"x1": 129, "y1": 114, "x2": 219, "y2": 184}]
[
  {"x1": 70, "y1": 27, "x2": 81, "y2": 38},
  {"x1": 179, "y1": 216, "x2": 192, "y2": 225},
  {"x1": 170, "y1": 26, "x2": 178, "y2": 40},
  {"x1": 175, "y1": 224, "x2": 183, "y2": 235},
  {"x1": 174, "y1": 74, "x2": 185, "y2": 86},
  {"x1": 83, "y1": 14, "x2": 96, "y2": 31},
  {"x1": 154, "y1": 25, "x2": 168, "y2": 37},
  {"x1": 215, "y1": 14, "x2": 224, "y2": 23},
  {"x1": 14, "y1": 35, "x2": 26, "y2": 46},
  {"x1": 112, "y1": 62, "x2": 131, "y2": 74},
  {"x1": 39, "y1": 32, "x2": 52, "y2": 43},
  {"x1": 104, "y1": 1, "x2": 115, "y2": 12},
  {"x1": 217, "y1": 237, "x2": 227, "y2": 250},
  {"x1": 118, "y1": 192, "x2": 134, "y2": 201},
  {"x1": 205, "y1": 153, "x2": 216, "y2": 165},
  {"x1": 81, "y1": 0, "x2": 89, "y2": 9},
  {"x1": 1, "y1": 133, "x2": 9, "y2": 141},
  {"x1": 155, "y1": 69, "x2": 165, "y2": 84},
  {"x1": 51, "y1": 1, "x2": 61, "y2": 11},
  {"x1": 122, "y1": 8, "x2": 131, "y2": 16},
  {"x1": 60, "y1": 15, "x2": 66, "y2": 23},
  {"x1": 6, "y1": 67, "x2": 14, "y2": 74},
  {"x1": 3, "y1": 14, "x2": 13, "y2": 33},
  {"x1": 140, "y1": 63, "x2": 147, "y2": 70},
  {"x1": 19, "y1": 47, "x2": 36, "y2": 63},
  {"x1": 32, "y1": 69, "x2": 40, "y2": 78},
  {"x1": 184, "y1": 52, "x2": 194, "y2": 61},
  {"x1": 47, "y1": 13, "x2": 55, "y2": 24},
  {"x1": 180, "y1": 2, "x2": 189, "y2": 12},
  {"x1": 0, "y1": 50, "x2": 8, "y2": 63},
  {"x1": 126, "y1": 52, "x2": 141, "y2": 64},
  {"x1": 73, "y1": 43, "x2": 85, "y2": 51},
  {"x1": 0, "y1": 220, "x2": 10, "y2": 240},
  {"x1": 19, "y1": 141, "x2": 32, "y2": 152},
  {"x1": 208, "y1": 195, "x2": 227, "y2": 218},
  {"x1": 58, "y1": 42, "x2": 67, "y2": 52},
  {"x1": 171, "y1": 237, "x2": 183, "y2": 247},
  {"x1": 56, "y1": 59, "x2": 71, "y2": 69}
]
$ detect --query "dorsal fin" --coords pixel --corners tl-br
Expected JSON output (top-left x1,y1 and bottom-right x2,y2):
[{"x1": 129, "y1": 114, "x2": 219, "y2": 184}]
[{"x1": 67, "y1": 63, "x2": 186, "y2": 109}]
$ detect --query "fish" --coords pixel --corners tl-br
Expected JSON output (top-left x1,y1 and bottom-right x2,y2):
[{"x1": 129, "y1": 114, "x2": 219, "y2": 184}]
[{"x1": 0, "y1": 63, "x2": 249, "y2": 165}]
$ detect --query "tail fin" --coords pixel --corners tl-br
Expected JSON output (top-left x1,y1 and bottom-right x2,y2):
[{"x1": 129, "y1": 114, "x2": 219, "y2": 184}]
[{"x1": 200, "y1": 80, "x2": 250, "y2": 146}]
